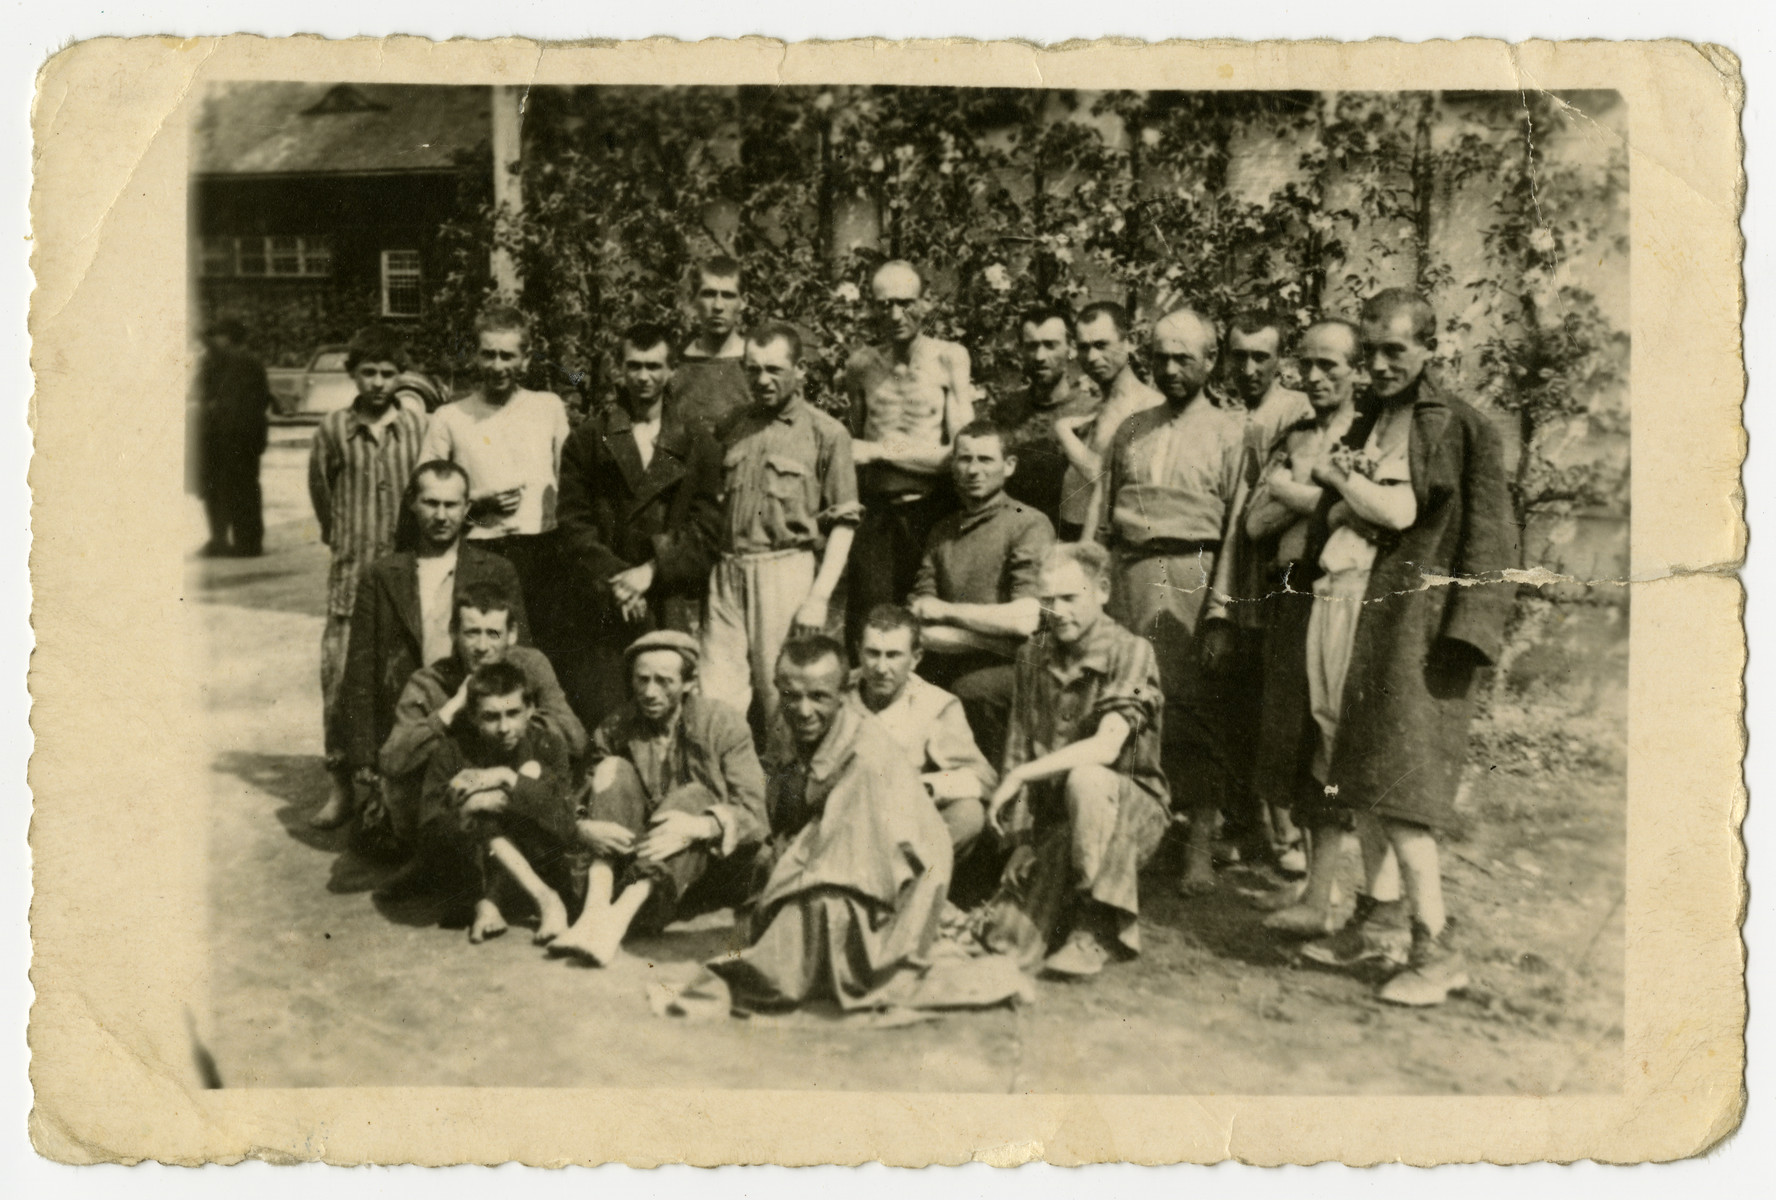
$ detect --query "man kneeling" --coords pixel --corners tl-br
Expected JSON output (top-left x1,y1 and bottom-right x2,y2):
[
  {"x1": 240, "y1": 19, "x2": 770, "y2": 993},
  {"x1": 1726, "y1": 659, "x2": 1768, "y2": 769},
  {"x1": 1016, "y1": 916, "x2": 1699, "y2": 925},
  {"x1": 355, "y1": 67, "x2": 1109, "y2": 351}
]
[
  {"x1": 420, "y1": 660, "x2": 578, "y2": 943},
  {"x1": 979, "y1": 542, "x2": 1171, "y2": 979},
  {"x1": 550, "y1": 631, "x2": 767, "y2": 966}
]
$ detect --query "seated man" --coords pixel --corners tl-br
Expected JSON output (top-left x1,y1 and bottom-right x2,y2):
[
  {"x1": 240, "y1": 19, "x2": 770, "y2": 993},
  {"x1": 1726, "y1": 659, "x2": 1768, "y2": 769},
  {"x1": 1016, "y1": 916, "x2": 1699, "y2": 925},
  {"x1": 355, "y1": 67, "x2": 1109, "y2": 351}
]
[
  {"x1": 549, "y1": 631, "x2": 767, "y2": 967},
  {"x1": 849, "y1": 605, "x2": 996, "y2": 854},
  {"x1": 978, "y1": 542, "x2": 1171, "y2": 979},
  {"x1": 705, "y1": 636, "x2": 955, "y2": 1012},
  {"x1": 376, "y1": 581, "x2": 584, "y2": 890},
  {"x1": 907, "y1": 420, "x2": 1053, "y2": 765},
  {"x1": 418, "y1": 661, "x2": 578, "y2": 944}
]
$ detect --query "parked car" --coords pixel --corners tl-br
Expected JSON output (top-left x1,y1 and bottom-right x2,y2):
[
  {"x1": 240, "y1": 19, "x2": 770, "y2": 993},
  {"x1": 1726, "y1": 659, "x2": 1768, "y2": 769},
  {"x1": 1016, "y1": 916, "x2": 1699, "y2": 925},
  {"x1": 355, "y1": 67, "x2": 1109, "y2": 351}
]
[{"x1": 268, "y1": 345, "x2": 356, "y2": 422}]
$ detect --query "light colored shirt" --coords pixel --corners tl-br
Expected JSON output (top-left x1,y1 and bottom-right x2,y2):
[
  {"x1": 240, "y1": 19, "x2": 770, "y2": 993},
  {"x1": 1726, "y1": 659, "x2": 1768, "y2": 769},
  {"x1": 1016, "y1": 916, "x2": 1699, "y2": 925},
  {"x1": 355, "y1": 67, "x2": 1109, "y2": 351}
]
[
  {"x1": 630, "y1": 415, "x2": 662, "y2": 470},
  {"x1": 1101, "y1": 393, "x2": 1247, "y2": 547},
  {"x1": 415, "y1": 545, "x2": 458, "y2": 668},
  {"x1": 717, "y1": 395, "x2": 861, "y2": 555},
  {"x1": 418, "y1": 388, "x2": 570, "y2": 538},
  {"x1": 1239, "y1": 380, "x2": 1316, "y2": 457},
  {"x1": 845, "y1": 675, "x2": 997, "y2": 804},
  {"x1": 1320, "y1": 402, "x2": 1416, "y2": 576}
]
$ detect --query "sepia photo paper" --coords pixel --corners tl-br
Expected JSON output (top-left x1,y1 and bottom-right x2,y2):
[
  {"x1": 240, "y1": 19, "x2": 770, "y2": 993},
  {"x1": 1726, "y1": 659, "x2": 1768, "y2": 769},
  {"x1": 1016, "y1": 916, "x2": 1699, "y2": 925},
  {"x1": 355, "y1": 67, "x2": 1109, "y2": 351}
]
[{"x1": 26, "y1": 35, "x2": 1746, "y2": 1166}]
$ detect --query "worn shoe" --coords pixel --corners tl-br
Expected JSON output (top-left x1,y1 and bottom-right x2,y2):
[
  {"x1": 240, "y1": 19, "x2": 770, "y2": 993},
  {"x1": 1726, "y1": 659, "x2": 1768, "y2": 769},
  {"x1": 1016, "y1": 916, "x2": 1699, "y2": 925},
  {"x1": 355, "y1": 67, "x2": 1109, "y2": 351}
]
[
  {"x1": 1300, "y1": 896, "x2": 1411, "y2": 968},
  {"x1": 1263, "y1": 902, "x2": 1338, "y2": 938},
  {"x1": 1378, "y1": 921, "x2": 1469, "y2": 1006},
  {"x1": 1043, "y1": 928, "x2": 1113, "y2": 979}
]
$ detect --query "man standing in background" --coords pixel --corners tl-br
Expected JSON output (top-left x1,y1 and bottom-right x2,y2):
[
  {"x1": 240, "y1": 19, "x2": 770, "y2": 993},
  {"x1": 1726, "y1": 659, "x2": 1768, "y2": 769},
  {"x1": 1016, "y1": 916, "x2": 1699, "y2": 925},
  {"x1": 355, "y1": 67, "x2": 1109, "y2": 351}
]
[
  {"x1": 1054, "y1": 301, "x2": 1162, "y2": 542},
  {"x1": 192, "y1": 317, "x2": 274, "y2": 558},
  {"x1": 843, "y1": 259, "x2": 976, "y2": 649},
  {"x1": 307, "y1": 325, "x2": 429, "y2": 829},
  {"x1": 419, "y1": 304, "x2": 572, "y2": 666},
  {"x1": 671, "y1": 256, "x2": 754, "y2": 436},
  {"x1": 994, "y1": 305, "x2": 1098, "y2": 532},
  {"x1": 555, "y1": 323, "x2": 722, "y2": 731}
]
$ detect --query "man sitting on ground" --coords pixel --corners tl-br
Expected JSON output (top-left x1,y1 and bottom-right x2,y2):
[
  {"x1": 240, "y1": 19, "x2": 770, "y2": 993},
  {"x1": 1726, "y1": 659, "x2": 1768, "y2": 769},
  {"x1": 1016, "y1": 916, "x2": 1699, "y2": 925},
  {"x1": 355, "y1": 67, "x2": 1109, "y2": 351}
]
[
  {"x1": 549, "y1": 631, "x2": 767, "y2": 967},
  {"x1": 848, "y1": 605, "x2": 996, "y2": 854},
  {"x1": 907, "y1": 419, "x2": 1053, "y2": 766},
  {"x1": 705, "y1": 636, "x2": 955, "y2": 1011},
  {"x1": 419, "y1": 661, "x2": 578, "y2": 944},
  {"x1": 978, "y1": 542, "x2": 1170, "y2": 979},
  {"x1": 376, "y1": 581, "x2": 584, "y2": 898}
]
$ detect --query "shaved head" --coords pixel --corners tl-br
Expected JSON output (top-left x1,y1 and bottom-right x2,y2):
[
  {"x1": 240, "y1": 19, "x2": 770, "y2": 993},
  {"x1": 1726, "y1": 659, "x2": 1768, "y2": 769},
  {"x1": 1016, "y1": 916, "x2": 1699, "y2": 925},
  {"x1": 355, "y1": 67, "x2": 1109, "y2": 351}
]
[
  {"x1": 1152, "y1": 309, "x2": 1219, "y2": 357},
  {"x1": 872, "y1": 260, "x2": 924, "y2": 297}
]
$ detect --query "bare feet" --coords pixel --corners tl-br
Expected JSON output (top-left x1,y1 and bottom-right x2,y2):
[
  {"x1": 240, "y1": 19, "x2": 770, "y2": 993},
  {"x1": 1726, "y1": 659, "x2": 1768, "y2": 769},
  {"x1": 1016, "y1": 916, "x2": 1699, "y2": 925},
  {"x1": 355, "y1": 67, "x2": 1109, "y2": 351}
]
[
  {"x1": 533, "y1": 890, "x2": 569, "y2": 945},
  {"x1": 309, "y1": 780, "x2": 353, "y2": 830},
  {"x1": 547, "y1": 905, "x2": 625, "y2": 965},
  {"x1": 469, "y1": 899, "x2": 508, "y2": 943}
]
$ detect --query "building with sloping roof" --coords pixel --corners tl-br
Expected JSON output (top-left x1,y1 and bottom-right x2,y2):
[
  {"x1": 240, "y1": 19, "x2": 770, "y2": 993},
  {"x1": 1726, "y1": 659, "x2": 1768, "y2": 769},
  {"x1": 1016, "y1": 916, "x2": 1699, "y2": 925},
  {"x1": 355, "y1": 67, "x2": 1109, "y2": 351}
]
[{"x1": 192, "y1": 82, "x2": 490, "y2": 367}]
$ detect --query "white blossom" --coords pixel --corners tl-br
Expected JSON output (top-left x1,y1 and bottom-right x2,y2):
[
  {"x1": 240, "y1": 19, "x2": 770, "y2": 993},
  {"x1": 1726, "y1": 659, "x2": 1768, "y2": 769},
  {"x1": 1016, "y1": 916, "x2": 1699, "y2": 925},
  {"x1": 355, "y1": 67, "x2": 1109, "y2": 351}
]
[{"x1": 982, "y1": 263, "x2": 1012, "y2": 293}]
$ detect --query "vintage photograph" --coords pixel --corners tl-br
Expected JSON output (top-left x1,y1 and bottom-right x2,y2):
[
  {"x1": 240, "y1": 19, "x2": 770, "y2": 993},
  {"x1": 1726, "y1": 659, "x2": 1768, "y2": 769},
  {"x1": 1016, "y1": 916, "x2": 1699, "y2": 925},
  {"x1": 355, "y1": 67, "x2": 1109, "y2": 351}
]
[{"x1": 186, "y1": 77, "x2": 1631, "y2": 1095}]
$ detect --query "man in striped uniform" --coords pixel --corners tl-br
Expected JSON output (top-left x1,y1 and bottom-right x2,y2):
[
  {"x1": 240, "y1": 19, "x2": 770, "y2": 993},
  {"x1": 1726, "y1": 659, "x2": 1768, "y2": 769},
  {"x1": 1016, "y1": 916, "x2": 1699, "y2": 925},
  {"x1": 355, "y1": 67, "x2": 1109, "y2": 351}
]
[{"x1": 308, "y1": 325, "x2": 429, "y2": 828}]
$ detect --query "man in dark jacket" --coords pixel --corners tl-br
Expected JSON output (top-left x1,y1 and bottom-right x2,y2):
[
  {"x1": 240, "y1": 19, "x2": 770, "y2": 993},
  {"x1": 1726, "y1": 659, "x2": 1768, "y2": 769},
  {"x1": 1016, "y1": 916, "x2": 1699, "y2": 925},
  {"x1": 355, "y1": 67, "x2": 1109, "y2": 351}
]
[
  {"x1": 193, "y1": 318, "x2": 274, "y2": 557},
  {"x1": 555, "y1": 322, "x2": 721, "y2": 730},
  {"x1": 1277, "y1": 289, "x2": 1520, "y2": 1007},
  {"x1": 332, "y1": 460, "x2": 529, "y2": 832}
]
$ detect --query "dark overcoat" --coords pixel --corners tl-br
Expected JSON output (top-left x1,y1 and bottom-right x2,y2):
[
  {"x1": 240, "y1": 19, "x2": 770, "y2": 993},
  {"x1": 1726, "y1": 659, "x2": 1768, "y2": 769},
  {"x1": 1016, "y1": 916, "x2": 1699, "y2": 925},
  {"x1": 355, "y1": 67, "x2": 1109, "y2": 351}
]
[
  {"x1": 339, "y1": 544, "x2": 530, "y2": 771},
  {"x1": 1267, "y1": 379, "x2": 1520, "y2": 833},
  {"x1": 553, "y1": 400, "x2": 722, "y2": 727}
]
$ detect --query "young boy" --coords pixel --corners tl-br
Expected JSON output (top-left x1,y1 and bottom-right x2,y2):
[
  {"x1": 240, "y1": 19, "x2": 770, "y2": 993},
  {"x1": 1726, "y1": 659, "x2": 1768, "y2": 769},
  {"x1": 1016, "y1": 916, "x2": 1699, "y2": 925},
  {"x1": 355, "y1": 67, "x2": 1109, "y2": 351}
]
[
  {"x1": 308, "y1": 325, "x2": 430, "y2": 828},
  {"x1": 421, "y1": 660, "x2": 579, "y2": 944}
]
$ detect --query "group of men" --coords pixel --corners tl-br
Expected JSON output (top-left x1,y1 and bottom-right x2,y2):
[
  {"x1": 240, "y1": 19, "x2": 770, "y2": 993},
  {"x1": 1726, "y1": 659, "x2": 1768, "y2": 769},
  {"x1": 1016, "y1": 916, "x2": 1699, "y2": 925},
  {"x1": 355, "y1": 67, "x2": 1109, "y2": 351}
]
[{"x1": 288, "y1": 251, "x2": 1517, "y2": 1015}]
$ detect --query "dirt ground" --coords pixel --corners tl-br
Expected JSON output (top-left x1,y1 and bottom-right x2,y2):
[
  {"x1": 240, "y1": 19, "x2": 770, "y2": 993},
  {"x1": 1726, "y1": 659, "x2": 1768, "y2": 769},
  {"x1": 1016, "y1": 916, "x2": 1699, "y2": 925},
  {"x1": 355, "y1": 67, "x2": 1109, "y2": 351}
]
[{"x1": 196, "y1": 428, "x2": 1624, "y2": 1093}]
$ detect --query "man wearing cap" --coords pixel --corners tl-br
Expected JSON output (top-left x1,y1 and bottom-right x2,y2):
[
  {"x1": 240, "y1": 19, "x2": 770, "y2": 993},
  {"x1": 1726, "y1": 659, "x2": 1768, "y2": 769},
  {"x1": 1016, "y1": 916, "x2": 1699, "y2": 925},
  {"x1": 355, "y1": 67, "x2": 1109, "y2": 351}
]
[{"x1": 549, "y1": 630, "x2": 768, "y2": 966}]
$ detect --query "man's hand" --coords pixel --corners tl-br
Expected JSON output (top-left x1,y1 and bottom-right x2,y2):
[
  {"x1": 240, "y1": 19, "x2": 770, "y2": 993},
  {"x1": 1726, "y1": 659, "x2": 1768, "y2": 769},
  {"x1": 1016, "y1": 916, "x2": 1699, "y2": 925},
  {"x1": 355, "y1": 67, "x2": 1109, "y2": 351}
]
[
  {"x1": 636, "y1": 810, "x2": 721, "y2": 865},
  {"x1": 791, "y1": 592, "x2": 830, "y2": 638},
  {"x1": 907, "y1": 595, "x2": 948, "y2": 623},
  {"x1": 450, "y1": 766, "x2": 516, "y2": 802},
  {"x1": 986, "y1": 771, "x2": 1026, "y2": 837},
  {"x1": 1266, "y1": 465, "x2": 1296, "y2": 492},
  {"x1": 460, "y1": 788, "x2": 508, "y2": 816},
  {"x1": 619, "y1": 595, "x2": 649, "y2": 624},
  {"x1": 1310, "y1": 461, "x2": 1348, "y2": 490},
  {"x1": 609, "y1": 561, "x2": 656, "y2": 607},
  {"x1": 491, "y1": 486, "x2": 524, "y2": 516},
  {"x1": 438, "y1": 677, "x2": 471, "y2": 727},
  {"x1": 1197, "y1": 619, "x2": 1236, "y2": 674},
  {"x1": 577, "y1": 819, "x2": 635, "y2": 858},
  {"x1": 851, "y1": 440, "x2": 880, "y2": 466}
]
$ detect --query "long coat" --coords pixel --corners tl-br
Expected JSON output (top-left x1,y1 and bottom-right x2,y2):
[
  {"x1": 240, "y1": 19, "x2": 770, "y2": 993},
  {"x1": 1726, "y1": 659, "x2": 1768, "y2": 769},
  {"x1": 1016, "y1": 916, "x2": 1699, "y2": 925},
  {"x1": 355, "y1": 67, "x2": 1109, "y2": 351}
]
[
  {"x1": 1267, "y1": 380, "x2": 1520, "y2": 834},
  {"x1": 553, "y1": 401, "x2": 722, "y2": 725},
  {"x1": 339, "y1": 544, "x2": 530, "y2": 772}
]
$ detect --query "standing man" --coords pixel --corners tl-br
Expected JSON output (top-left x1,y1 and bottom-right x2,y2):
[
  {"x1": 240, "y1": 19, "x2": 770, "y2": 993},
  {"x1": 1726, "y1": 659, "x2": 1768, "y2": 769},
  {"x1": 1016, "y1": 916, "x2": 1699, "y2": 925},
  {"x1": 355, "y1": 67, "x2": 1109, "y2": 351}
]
[
  {"x1": 1242, "y1": 319, "x2": 1367, "y2": 889},
  {"x1": 1269, "y1": 290, "x2": 1518, "y2": 1006},
  {"x1": 977, "y1": 543, "x2": 1170, "y2": 978},
  {"x1": 842, "y1": 260, "x2": 976, "y2": 648},
  {"x1": 550, "y1": 631, "x2": 767, "y2": 967},
  {"x1": 700, "y1": 323, "x2": 861, "y2": 733},
  {"x1": 1055, "y1": 301, "x2": 1162, "y2": 542},
  {"x1": 993, "y1": 305, "x2": 1099, "y2": 532},
  {"x1": 420, "y1": 661, "x2": 578, "y2": 944},
  {"x1": 376, "y1": 581, "x2": 583, "y2": 880},
  {"x1": 555, "y1": 323, "x2": 722, "y2": 730},
  {"x1": 192, "y1": 317, "x2": 274, "y2": 558},
  {"x1": 848, "y1": 605, "x2": 997, "y2": 854},
  {"x1": 1096, "y1": 308, "x2": 1248, "y2": 897},
  {"x1": 671, "y1": 255, "x2": 753, "y2": 436},
  {"x1": 1221, "y1": 310, "x2": 1316, "y2": 456},
  {"x1": 907, "y1": 419, "x2": 1053, "y2": 765},
  {"x1": 419, "y1": 304, "x2": 571, "y2": 664},
  {"x1": 334, "y1": 461, "x2": 529, "y2": 832},
  {"x1": 307, "y1": 325, "x2": 429, "y2": 829},
  {"x1": 1215, "y1": 310, "x2": 1319, "y2": 866}
]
